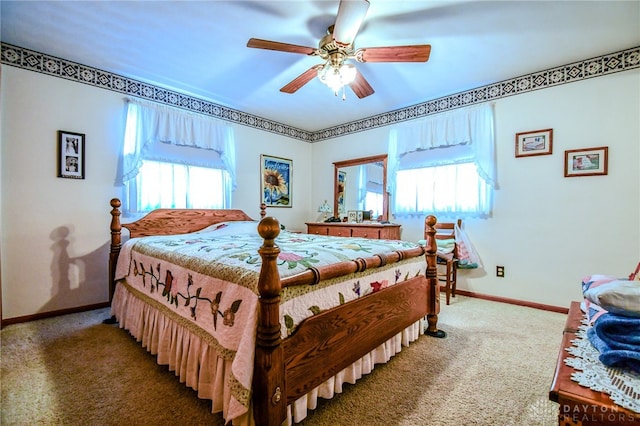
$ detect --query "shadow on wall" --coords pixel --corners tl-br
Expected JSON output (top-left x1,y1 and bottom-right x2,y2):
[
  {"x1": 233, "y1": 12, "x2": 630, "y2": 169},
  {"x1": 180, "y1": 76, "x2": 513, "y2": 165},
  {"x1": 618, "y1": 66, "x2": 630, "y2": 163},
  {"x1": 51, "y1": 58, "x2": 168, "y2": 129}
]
[{"x1": 40, "y1": 226, "x2": 110, "y2": 314}]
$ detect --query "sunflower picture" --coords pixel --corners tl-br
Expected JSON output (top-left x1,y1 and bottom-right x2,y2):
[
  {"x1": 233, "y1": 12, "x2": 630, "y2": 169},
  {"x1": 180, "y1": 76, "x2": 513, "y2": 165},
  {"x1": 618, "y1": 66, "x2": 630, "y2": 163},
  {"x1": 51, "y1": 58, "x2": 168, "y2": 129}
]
[{"x1": 260, "y1": 155, "x2": 292, "y2": 207}]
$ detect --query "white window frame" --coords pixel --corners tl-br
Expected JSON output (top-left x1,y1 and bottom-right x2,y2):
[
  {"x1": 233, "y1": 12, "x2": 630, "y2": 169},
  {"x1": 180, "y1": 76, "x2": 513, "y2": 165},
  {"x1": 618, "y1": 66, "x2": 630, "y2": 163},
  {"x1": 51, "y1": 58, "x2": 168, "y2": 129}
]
[
  {"x1": 136, "y1": 160, "x2": 230, "y2": 212},
  {"x1": 388, "y1": 104, "x2": 497, "y2": 219},
  {"x1": 394, "y1": 161, "x2": 492, "y2": 218}
]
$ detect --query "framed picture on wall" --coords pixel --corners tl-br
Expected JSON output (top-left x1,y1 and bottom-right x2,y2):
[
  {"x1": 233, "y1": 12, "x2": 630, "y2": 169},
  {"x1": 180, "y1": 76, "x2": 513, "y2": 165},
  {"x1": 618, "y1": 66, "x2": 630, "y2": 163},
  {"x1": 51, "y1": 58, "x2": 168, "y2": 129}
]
[
  {"x1": 564, "y1": 146, "x2": 608, "y2": 177},
  {"x1": 57, "y1": 130, "x2": 85, "y2": 179},
  {"x1": 515, "y1": 128, "x2": 553, "y2": 157},
  {"x1": 260, "y1": 154, "x2": 292, "y2": 207}
]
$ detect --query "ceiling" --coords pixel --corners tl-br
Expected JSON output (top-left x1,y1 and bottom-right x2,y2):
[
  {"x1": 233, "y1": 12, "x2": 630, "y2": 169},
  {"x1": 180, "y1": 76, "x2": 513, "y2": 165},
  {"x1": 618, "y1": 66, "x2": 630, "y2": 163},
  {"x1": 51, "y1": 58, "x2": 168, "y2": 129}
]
[{"x1": 2, "y1": 1, "x2": 639, "y2": 132}]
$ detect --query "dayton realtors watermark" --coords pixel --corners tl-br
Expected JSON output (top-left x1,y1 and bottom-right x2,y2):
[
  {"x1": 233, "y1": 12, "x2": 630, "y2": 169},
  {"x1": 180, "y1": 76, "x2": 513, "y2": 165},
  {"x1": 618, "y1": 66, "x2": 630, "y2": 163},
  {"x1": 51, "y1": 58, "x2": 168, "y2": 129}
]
[{"x1": 561, "y1": 404, "x2": 638, "y2": 424}]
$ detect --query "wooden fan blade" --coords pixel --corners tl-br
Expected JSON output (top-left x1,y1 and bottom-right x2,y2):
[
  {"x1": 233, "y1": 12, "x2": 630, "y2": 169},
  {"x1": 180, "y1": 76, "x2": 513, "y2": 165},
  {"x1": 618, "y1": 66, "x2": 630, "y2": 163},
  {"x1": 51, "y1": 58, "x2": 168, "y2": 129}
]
[
  {"x1": 247, "y1": 38, "x2": 316, "y2": 56},
  {"x1": 357, "y1": 45, "x2": 431, "y2": 63},
  {"x1": 333, "y1": 0, "x2": 370, "y2": 46},
  {"x1": 280, "y1": 66, "x2": 322, "y2": 94},
  {"x1": 349, "y1": 69, "x2": 374, "y2": 99}
]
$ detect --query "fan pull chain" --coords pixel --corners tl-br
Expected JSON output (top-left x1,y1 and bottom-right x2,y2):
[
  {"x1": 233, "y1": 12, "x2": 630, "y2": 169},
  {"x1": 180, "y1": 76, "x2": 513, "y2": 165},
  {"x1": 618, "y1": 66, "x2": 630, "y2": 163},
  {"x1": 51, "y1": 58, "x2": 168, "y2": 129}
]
[{"x1": 342, "y1": 86, "x2": 347, "y2": 101}]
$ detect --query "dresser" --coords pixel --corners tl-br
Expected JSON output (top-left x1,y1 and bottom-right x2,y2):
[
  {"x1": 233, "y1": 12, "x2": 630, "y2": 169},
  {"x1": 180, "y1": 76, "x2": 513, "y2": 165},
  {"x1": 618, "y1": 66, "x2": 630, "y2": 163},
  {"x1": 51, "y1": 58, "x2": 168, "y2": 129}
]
[{"x1": 305, "y1": 222, "x2": 401, "y2": 240}]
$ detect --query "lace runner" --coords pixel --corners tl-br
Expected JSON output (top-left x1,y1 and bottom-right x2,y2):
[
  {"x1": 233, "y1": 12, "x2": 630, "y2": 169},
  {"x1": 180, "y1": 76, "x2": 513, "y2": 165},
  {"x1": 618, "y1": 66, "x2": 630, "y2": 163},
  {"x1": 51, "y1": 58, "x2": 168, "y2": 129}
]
[{"x1": 564, "y1": 320, "x2": 640, "y2": 414}]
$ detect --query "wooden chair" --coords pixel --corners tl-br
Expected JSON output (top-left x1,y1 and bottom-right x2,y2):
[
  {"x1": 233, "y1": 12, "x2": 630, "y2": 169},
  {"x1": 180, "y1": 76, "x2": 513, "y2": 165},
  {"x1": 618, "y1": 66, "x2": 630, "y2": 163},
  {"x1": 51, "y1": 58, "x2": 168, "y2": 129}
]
[{"x1": 424, "y1": 218, "x2": 461, "y2": 305}]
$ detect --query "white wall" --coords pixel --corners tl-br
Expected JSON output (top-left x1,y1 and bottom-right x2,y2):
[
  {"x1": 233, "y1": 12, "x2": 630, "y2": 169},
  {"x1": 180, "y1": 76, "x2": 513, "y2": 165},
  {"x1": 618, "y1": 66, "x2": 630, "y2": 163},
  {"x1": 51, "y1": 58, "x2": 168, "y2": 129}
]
[
  {"x1": 0, "y1": 66, "x2": 312, "y2": 319},
  {"x1": 1, "y1": 65, "x2": 638, "y2": 320},
  {"x1": 312, "y1": 70, "x2": 640, "y2": 308},
  {"x1": 1, "y1": 68, "x2": 123, "y2": 319}
]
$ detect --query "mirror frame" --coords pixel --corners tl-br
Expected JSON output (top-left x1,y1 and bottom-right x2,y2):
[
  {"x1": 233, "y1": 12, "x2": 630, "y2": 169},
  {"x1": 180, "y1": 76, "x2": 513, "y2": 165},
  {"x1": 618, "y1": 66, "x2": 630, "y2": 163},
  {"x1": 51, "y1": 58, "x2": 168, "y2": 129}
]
[{"x1": 333, "y1": 154, "x2": 389, "y2": 221}]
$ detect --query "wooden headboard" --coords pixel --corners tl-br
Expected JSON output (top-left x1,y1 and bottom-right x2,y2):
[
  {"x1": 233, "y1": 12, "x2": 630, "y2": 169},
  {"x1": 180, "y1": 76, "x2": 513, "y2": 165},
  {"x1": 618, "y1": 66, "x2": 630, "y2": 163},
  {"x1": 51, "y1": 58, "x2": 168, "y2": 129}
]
[{"x1": 109, "y1": 198, "x2": 266, "y2": 238}]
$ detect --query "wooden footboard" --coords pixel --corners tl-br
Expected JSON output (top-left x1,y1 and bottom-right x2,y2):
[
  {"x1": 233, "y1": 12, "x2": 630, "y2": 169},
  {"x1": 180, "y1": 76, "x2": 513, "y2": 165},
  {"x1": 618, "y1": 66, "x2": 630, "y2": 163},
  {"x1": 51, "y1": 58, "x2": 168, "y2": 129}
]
[
  {"x1": 254, "y1": 215, "x2": 441, "y2": 425},
  {"x1": 283, "y1": 276, "x2": 430, "y2": 403},
  {"x1": 108, "y1": 199, "x2": 441, "y2": 426}
]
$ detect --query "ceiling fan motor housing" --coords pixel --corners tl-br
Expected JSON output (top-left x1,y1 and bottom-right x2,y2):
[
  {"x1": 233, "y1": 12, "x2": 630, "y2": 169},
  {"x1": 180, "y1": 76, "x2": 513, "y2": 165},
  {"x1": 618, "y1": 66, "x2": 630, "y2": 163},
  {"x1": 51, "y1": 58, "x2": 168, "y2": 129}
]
[{"x1": 319, "y1": 32, "x2": 354, "y2": 64}]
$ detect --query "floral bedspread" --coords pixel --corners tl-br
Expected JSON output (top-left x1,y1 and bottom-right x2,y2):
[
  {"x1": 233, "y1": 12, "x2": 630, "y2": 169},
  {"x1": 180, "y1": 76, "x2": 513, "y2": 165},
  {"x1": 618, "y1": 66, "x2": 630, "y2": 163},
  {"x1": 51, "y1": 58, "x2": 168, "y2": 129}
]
[{"x1": 112, "y1": 220, "x2": 426, "y2": 423}]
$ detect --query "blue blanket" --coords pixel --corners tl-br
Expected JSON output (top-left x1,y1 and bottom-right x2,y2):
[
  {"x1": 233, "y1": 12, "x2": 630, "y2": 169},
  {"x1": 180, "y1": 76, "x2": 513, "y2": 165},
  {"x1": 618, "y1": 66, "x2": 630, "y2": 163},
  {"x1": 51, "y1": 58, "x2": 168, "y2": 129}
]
[{"x1": 587, "y1": 313, "x2": 640, "y2": 374}]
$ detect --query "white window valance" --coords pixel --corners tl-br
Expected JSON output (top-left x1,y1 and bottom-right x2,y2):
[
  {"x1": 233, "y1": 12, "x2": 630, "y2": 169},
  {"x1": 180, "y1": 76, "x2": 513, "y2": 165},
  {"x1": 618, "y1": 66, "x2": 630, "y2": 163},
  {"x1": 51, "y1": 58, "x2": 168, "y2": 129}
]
[
  {"x1": 120, "y1": 98, "x2": 236, "y2": 189},
  {"x1": 387, "y1": 103, "x2": 497, "y2": 194}
]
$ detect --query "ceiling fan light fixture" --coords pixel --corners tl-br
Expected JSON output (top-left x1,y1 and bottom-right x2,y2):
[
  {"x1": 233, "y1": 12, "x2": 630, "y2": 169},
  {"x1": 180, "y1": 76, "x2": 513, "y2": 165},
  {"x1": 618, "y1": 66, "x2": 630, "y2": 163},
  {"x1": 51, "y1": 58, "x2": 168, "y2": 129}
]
[
  {"x1": 317, "y1": 62, "x2": 356, "y2": 95},
  {"x1": 248, "y1": 0, "x2": 420, "y2": 100}
]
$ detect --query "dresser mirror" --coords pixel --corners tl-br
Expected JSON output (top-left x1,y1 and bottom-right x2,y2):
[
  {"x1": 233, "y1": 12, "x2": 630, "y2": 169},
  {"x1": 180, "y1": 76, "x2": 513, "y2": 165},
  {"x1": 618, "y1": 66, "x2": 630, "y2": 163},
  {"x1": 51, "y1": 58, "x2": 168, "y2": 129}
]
[{"x1": 333, "y1": 154, "x2": 389, "y2": 221}]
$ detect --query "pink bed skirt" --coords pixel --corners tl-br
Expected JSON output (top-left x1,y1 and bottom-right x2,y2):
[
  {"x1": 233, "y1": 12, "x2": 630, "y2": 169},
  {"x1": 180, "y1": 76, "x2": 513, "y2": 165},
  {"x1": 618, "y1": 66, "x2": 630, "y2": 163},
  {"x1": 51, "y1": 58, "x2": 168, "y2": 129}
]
[{"x1": 111, "y1": 282, "x2": 424, "y2": 425}]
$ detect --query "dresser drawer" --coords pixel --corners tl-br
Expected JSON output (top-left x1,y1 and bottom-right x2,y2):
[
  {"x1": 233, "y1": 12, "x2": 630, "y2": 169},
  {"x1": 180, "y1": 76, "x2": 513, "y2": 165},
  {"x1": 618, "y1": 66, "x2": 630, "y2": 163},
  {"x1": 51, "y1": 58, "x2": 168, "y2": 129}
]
[
  {"x1": 307, "y1": 225, "x2": 329, "y2": 235},
  {"x1": 351, "y1": 227, "x2": 380, "y2": 239},
  {"x1": 327, "y1": 227, "x2": 351, "y2": 237}
]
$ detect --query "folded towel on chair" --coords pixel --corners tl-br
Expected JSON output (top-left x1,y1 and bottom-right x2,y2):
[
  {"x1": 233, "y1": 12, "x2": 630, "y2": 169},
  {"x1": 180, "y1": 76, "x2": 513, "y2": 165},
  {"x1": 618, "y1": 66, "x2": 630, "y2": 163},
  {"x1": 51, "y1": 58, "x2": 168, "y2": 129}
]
[{"x1": 587, "y1": 313, "x2": 640, "y2": 374}]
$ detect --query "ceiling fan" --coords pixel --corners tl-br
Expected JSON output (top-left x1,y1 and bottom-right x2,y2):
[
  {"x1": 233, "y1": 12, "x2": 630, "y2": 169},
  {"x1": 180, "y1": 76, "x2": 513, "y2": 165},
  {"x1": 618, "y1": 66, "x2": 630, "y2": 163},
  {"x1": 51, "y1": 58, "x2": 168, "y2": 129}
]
[{"x1": 247, "y1": 0, "x2": 431, "y2": 100}]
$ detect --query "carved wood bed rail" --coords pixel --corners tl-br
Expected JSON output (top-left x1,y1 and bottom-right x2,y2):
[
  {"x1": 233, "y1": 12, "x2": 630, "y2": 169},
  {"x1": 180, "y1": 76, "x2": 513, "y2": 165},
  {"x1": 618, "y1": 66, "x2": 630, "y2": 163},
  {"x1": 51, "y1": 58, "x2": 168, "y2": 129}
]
[{"x1": 108, "y1": 198, "x2": 442, "y2": 425}]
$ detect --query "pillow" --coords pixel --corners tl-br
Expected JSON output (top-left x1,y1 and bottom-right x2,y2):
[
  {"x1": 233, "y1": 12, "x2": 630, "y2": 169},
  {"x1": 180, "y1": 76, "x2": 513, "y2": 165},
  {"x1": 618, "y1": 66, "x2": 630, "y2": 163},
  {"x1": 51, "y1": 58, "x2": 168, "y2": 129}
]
[
  {"x1": 582, "y1": 274, "x2": 618, "y2": 295},
  {"x1": 195, "y1": 221, "x2": 258, "y2": 235},
  {"x1": 583, "y1": 278, "x2": 640, "y2": 318}
]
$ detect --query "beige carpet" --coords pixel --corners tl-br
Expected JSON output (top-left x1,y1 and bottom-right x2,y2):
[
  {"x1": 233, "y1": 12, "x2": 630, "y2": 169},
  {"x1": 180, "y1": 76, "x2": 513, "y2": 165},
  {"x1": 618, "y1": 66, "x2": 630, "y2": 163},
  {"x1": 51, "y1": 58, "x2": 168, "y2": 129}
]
[{"x1": 1, "y1": 295, "x2": 567, "y2": 425}]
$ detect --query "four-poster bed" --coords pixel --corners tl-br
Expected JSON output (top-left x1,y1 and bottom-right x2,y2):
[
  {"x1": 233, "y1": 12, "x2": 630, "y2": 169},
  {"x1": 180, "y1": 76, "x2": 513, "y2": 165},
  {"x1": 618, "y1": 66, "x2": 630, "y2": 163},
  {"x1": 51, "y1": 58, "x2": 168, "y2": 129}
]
[{"x1": 108, "y1": 198, "x2": 444, "y2": 425}]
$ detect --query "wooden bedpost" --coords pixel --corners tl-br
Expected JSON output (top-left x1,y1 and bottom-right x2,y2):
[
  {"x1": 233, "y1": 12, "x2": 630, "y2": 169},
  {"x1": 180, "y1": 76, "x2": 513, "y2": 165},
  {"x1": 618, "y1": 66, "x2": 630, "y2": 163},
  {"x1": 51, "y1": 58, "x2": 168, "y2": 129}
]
[
  {"x1": 254, "y1": 216, "x2": 287, "y2": 426},
  {"x1": 109, "y1": 198, "x2": 123, "y2": 303},
  {"x1": 424, "y1": 215, "x2": 446, "y2": 338}
]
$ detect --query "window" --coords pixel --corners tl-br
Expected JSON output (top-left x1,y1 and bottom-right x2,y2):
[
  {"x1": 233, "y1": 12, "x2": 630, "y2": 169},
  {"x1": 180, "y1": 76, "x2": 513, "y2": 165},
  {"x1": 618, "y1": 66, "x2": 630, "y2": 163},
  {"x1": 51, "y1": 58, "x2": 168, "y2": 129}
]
[
  {"x1": 364, "y1": 191, "x2": 383, "y2": 218},
  {"x1": 394, "y1": 162, "x2": 491, "y2": 217},
  {"x1": 356, "y1": 163, "x2": 384, "y2": 217},
  {"x1": 388, "y1": 104, "x2": 497, "y2": 218},
  {"x1": 137, "y1": 160, "x2": 229, "y2": 211},
  {"x1": 120, "y1": 98, "x2": 236, "y2": 214}
]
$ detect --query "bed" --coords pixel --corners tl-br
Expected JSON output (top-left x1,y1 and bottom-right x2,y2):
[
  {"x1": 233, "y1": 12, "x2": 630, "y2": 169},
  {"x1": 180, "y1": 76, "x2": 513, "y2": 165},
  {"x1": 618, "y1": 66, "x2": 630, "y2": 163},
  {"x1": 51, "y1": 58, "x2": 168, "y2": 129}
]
[{"x1": 107, "y1": 198, "x2": 443, "y2": 426}]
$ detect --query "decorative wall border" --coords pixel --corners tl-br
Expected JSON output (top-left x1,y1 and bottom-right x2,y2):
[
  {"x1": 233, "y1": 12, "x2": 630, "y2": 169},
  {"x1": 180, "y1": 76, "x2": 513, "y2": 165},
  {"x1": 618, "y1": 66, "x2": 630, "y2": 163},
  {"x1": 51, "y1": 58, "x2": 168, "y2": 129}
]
[
  {"x1": 2, "y1": 42, "x2": 638, "y2": 143},
  {"x1": 313, "y1": 46, "x2": 640, "y2": 142},
  {"x1": 0, "y1": 42, "x2": 313, "y2": 142}
]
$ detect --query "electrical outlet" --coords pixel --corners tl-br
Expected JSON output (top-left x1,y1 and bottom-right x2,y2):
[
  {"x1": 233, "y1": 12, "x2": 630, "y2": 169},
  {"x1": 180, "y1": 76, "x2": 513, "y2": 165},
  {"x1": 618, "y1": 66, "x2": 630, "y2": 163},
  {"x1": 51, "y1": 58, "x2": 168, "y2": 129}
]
[{"x1": 496, "y1": 266, "x2": 505, "y2": 277}]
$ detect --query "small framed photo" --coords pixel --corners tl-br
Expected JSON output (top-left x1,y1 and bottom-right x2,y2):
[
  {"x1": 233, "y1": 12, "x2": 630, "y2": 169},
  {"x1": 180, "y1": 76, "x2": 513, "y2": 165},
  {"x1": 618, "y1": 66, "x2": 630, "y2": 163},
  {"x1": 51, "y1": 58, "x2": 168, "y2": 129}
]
[
  {"x1": 57, "y1": 130, "x2": 85, "y2": 179},
  {"x1": 261, "y1": 154, "x2": 292, "y2": 207},
  {"x1": 515, "y1": 128, "x2": 553, "y2": 157},
  {"x1": 564, "y1": 146, "x2": 608, "y2": 177},
  {"x1": 347, "y1": 210, "x2": 358, "y2": 223}
]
